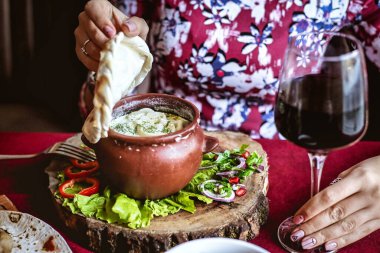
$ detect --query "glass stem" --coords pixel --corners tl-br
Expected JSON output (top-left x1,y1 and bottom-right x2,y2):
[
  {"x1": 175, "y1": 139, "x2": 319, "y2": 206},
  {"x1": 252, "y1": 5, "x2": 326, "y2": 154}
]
[{"x1": 308, "y1": 152, "x2": 327, "y2": 197}]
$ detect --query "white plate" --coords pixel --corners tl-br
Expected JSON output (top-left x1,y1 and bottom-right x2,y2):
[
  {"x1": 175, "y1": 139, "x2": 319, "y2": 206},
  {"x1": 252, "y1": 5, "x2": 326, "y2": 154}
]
[
  {"x1": 166, "y1": 238, "x2": 269, "y2": 253},
  {"x1": 0, "y1": 210, "x2": 72, "y2": 253}
]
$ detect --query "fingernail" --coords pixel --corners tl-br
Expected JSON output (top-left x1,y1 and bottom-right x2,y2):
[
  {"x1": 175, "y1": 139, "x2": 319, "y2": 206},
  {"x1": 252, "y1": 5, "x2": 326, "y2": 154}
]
[
  {"x1": 124, "y1": 20, "x2": 136, "y2": 32},
  {"x1": 302, "y1": 237, "x2": 316, "y2": 250},
  {"x1": 293, "y1": 215, "x2": 304, "y2": 224},
  {"x1": 325, "y1": 241, "x2": 338, "y2": 251},
  {"x1": 290, "y1": 229, "x2": 305, "y2": 242},
  {"x1": 103, "y1": 25, "x2": 115, "y2": 38}
]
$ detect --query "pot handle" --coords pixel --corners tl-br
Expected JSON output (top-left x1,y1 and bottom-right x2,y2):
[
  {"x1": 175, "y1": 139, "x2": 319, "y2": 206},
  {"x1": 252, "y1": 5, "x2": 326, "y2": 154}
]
[{"x1": 202, "y1": 135, "x2": 219, "y2": 153}]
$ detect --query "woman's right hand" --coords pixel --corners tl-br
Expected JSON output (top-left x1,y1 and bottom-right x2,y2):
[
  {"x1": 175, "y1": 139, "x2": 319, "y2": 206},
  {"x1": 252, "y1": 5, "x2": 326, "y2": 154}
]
[{"x1": 74, "y1": 0, "x2": 149, "y2": 71}]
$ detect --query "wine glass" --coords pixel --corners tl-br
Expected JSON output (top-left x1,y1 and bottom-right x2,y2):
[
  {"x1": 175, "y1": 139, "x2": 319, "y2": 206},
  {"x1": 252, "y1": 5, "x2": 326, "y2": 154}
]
[{"x1": 274, "y1": 31, "x2": 368, "y2": 252}]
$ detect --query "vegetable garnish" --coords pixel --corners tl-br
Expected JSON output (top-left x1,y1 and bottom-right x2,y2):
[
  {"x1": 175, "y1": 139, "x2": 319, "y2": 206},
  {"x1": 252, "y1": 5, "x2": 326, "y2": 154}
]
[
  {"x1": 216, "y1": 170, "x2": 238, "y2": 177},
  {"x1": 241, "y1": 150, "x2": 251, "y2": 159},
  {"x1": 228, "y1": 177, "x2": 240, "y2": 184},
  {"x1": 64, "y1": 163, "x2": 99, "y2": 179},
  {"x1": 200, "y1": 144, "x2": 263, "y2": 179},
  {"x1": 55, "y1": 144, "x2": 264, "y2": 229},
  {"x1": 58, "y1": 177, "x2": 100, "y2": 199},
  {"x1": 235, "y1": 187, "x2": 247, "y2": 197},
  {"x1": 197, "y1": 144, "x2": 263, "y2": 201},
  {"x1": 70, "y1": 158, "x2": 98, "y2": 169},
  {"x1": 200, "y1": 179, "x2": 235, "y2": 202}
]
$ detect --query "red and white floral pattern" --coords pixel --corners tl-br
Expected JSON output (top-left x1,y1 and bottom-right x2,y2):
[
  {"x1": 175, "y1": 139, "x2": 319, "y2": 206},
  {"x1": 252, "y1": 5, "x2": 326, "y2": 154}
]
[{"x1": 88, "y1": 0, "x2": 379, "y2": 139}]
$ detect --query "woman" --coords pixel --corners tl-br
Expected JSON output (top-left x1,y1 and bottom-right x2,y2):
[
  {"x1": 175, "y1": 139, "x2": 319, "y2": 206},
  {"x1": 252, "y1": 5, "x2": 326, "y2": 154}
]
[{"x1": 74, "y1": 0, "x2": 380, "y2": 251}]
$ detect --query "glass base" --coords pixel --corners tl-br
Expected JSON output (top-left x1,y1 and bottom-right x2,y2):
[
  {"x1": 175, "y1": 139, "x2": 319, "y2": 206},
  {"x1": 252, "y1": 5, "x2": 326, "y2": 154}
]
[{"x1": 278, "y1": 217, "x2": 337, "y2": 253}]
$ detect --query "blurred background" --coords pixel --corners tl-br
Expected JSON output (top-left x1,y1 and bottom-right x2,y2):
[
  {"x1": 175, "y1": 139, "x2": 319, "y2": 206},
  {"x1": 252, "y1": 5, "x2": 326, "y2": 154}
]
[
  {"x1": 0, "y1": 0, "x2": 87, "y2": 132},
  {"x1": 0, "y1": 0, "x2": 379, "y2": 140}
]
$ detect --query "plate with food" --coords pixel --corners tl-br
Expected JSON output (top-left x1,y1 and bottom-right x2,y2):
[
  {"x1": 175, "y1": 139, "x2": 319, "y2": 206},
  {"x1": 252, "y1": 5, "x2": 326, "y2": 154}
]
[{"x1": 0, "y1": 210, "x2": 71, "y2": 253}]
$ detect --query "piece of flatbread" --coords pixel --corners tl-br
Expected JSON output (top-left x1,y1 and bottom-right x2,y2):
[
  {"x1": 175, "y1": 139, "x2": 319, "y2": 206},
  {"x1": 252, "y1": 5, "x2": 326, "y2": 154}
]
[
  {"x1": 0, "y1": 229, "x2": 13, "y2": 253},
  {"x1": 82, "y1": 32, "x2": 153, "y2": 143}
]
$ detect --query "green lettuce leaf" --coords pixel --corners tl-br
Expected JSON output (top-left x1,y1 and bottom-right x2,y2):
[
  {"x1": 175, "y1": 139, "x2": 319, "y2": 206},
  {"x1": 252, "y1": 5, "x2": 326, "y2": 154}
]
[
  {"x1": 95, "y1": 188, "x2": 119, "y2": 224},
  {"x1": 112, "y1": 193, "x2": 141, "y2": 221},
  {"x1": 146, "y1": 199, "x2": 180, "y2": 217},
  {"x1": 73, "y1": 193, "x2": 105, "y2": 217},
  {"x1": 62, "y1": 198, "x2": 79, "y2": 214},
  {"x1": 164, "y1": 190, "x2": 212, "y2": 214},
  {"x1": 140, "y1": 202, "x2": 154, "y2": 228}
]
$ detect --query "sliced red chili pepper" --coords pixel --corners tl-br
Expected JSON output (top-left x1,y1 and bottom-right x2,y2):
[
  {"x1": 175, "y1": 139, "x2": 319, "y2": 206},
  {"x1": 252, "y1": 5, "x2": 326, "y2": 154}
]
[
  {"x1": 58, "y1": 177, "x2": 99, "y2": 199},
  {"x1": 70, "y1": 158, "x2": 98, "y2": 169},
  {"x1": 235, "y1": 187, "x2": 247, "y2": 197},
  {"x1": 241, "y1": 151, "x2": 250, "y2": 159},
  {"x1": 228, "y1": 177, "x2": 240, "y2": 184},
  {"x1": 64, "y1": 162, "x2": 99, "y2": 179}
]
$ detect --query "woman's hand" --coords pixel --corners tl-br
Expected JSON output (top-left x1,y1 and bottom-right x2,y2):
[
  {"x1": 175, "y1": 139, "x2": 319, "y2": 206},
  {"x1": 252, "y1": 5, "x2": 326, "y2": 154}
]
[
  {"x1": 290, "y1": 156, "x2": 380, "y2": 251},
  {"x1": 74, "y1": 0, "x2": 149, "y2": 71}
]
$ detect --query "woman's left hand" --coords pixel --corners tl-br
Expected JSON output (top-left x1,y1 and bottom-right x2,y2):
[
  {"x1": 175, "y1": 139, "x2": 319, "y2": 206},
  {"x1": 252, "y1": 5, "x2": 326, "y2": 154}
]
[{"x1": 290, "y1": 155, "x2": 380, "y2": 251}]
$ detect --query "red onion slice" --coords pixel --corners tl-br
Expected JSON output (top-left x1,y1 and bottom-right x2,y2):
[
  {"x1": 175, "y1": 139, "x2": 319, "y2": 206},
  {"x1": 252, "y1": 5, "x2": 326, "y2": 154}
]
[
  {"x1": 199, "y1": 180, "x2": 235, "y2": 203},
  {"x1": 257, "y1": 165, "x2": 264, "y2": 173},
  {"x1": 199, "y1": 164, "x2": 215, "y2": 170},
  {"x1": 216, "y1": 170, "x2": 238, "y2": 177},
  {"x1": 235, "y1": 157, "x2": 246, "y2": 169}
]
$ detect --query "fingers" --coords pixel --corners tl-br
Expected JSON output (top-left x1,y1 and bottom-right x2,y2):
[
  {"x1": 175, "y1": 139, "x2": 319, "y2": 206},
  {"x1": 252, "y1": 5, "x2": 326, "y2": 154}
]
[
  {"x1": 84, "y1": 0, "x2": 116, "y2": 38},
  {"x1": 291, "y1": 192, "x2": 370, "y2": 241},
  {"x1": 74, "y1": 0, "x2": 149, "y2": 71},
  {"x1": 75, "y1": 40, "x2": 99, "y2": 72},
  {"x1": 120, "y1": 16, "x2": 149, "y2": 40},
  {"x1": 293, "y1": 175, "x2": 361, "y2": 224},
  {"x1": 325, "y1": 219, "x2": 380, "y2": 251},
  {"x1": 78, "y1": 11, "x2": 109, "y2": 50},
  {"x1": 74, "y1": 23, "x2": 101, "y2": 59},
  {"x1": 74, "y1": 27, "x2": 98, "y2": 71},
  {"x1": 299, "y1": 210, "x2": 379, "y2": 250},
  {"x1": 75, "y1": 0, "x2": 116, "y2": 71}
]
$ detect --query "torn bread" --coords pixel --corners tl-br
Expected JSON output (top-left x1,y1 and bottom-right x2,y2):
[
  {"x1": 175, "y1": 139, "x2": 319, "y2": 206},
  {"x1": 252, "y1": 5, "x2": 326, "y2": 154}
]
[{"x1": 82, "y1": 32, "x2": 153, "y2": 144}]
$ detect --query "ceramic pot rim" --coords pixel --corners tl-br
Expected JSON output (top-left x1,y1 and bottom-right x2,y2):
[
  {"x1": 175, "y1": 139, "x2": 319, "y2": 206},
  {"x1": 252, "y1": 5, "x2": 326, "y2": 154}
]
[{"x1": 108, "y1": 93, "x2": 201, "y2": 145}]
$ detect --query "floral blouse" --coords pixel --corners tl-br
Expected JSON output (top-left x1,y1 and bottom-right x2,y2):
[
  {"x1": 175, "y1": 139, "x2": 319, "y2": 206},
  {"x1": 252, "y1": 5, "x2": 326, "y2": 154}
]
[{"x1": 83, "y1": 0, "x2": 380, "y2": 139}]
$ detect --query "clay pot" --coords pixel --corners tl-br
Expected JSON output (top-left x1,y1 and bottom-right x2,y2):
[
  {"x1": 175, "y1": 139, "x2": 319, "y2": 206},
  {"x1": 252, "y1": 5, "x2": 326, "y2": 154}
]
[{"x1": 82, "y1": 93, "x2": 218, "y2": 200}]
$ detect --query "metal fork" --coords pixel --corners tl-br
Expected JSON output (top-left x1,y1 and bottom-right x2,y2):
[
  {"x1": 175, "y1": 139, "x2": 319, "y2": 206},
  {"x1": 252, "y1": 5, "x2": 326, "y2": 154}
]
[{"x1": 0, "y1": 141, "x2": 96, "y2": 162}]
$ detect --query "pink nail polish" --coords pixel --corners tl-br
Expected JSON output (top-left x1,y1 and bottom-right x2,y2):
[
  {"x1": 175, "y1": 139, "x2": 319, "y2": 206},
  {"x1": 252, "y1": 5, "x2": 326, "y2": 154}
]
[
  {"x1": 302, "y1": 237, "x2": 316, "y2": 250},
  {"x1": 293, "y1": 215, "x2": 304, "y2": 224},
  {"x1": 325, "y1": 241, "x2": 338, "y2": 251},
  {"x1": 103, "y1": 25, "x2": 115, "y2": 38},
  {"x1": 290, "y1": 229, "x2": 305, "y2": 242},
  {"x1": 124, "y1": 20, "x2": 137, "y2": 32}
]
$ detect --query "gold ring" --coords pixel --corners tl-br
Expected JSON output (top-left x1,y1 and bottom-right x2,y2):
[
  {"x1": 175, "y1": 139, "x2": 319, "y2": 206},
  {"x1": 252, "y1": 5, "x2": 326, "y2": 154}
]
[{"x1": 80, "y1": 39, "x2": 91, "y2": 56}]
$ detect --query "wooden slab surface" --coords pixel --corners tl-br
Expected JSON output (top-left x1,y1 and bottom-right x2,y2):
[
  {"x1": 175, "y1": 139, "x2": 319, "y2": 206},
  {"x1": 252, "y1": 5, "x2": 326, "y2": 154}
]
[{"x1": 48, "y1": 131, "x2": 269, "y2": 253}]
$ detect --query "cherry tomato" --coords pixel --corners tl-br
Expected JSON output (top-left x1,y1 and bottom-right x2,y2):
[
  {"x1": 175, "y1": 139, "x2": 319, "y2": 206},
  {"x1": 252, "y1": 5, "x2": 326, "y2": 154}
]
[
  {"x1": 228, "y1": 177, "x2": 240, "y2": 184},
  {"x1": 235, "y1": 187, "x2": 247, "y2": 197},
  {"x1": 241, "y1": 151, "x2": 250, "y2": 159}
]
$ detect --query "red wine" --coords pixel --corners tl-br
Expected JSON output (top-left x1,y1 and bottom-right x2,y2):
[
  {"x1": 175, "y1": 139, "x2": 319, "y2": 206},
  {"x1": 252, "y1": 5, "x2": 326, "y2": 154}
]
[{"x1": 275, "y1": 74, "x2": 366, "y2": 151}]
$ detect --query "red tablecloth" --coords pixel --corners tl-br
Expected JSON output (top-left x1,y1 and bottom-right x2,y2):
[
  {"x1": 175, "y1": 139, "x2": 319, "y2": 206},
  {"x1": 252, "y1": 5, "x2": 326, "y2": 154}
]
[{"x1": 0, "y1": 132, "x2": 379, "y2": 252}]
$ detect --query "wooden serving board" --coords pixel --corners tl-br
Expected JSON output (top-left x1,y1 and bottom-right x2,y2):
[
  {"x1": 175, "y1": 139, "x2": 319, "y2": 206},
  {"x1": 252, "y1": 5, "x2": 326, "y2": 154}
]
[{"x1": 47, "y1": 131, "x2": 269, "y2": 253}]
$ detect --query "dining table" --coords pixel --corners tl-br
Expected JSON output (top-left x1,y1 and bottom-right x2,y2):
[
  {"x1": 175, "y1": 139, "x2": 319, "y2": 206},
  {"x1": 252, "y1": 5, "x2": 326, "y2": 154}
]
[{"x1": 0, "y1": 132, "x2": 379, "y2": 252}]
